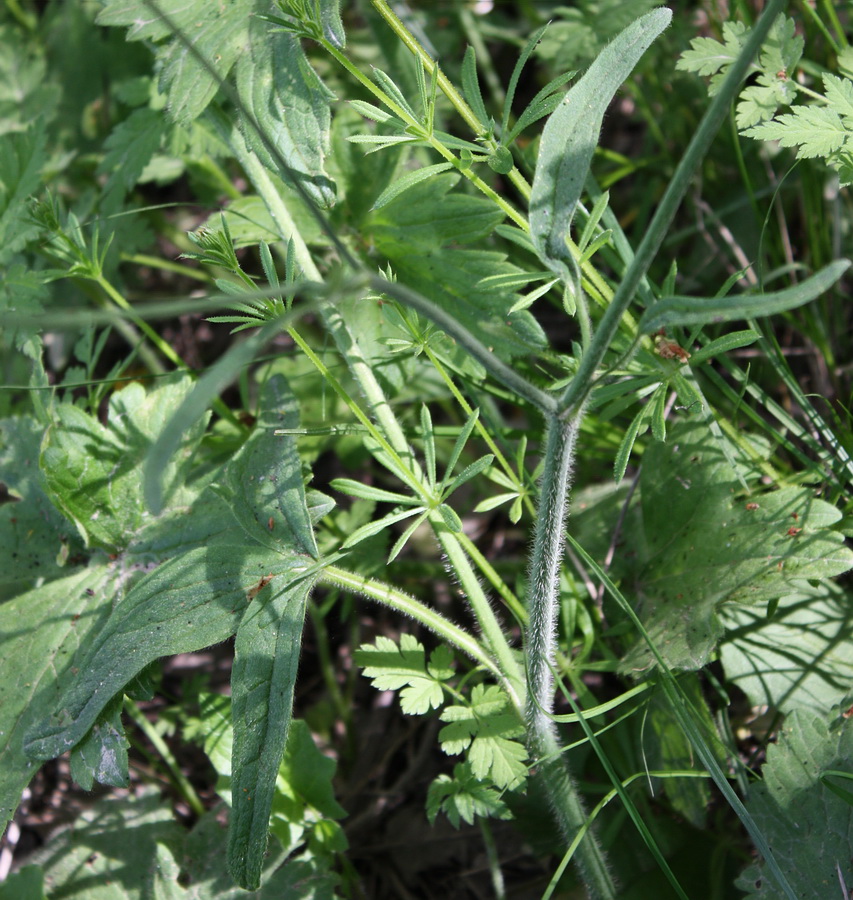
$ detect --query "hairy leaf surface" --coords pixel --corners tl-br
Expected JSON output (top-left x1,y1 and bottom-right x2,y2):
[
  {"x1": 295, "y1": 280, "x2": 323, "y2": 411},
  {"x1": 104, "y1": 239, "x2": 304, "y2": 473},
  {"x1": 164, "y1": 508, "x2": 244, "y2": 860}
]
[
  {"x1": 621, "y1": 418, "x2": 853, "y2": 673},
  {"x1": 529, "y1": 9, "x2": 671, "y2": 282}
]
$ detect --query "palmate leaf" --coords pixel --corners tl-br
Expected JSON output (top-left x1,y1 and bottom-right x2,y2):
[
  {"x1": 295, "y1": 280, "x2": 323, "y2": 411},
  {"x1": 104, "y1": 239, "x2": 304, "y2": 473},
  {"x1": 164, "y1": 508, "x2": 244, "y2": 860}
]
[
  {"x1": 427, "y1": 762, "x2": 512, "y2": 828},
  {"x1": 367, "y1": 175, "x2": 546, "y2": 359},
  {"x1": 438, "y1": 685, "x2": 527, "y2": 789},
  {"x1": 620, "y1": 417, "x2": 853, "y2": 674},
  {"x1": 22, "y1": 372, "x2": 321, "y2": 894},
  {"x1": 355, "y1": 634, "x2": 453, "y2": 716},
  {"x1": 0, "y1": 568, "x2": 110, "y2": 831},
  {"x1": 236, "y1": 13, "x2": 335, "y2": 208}
]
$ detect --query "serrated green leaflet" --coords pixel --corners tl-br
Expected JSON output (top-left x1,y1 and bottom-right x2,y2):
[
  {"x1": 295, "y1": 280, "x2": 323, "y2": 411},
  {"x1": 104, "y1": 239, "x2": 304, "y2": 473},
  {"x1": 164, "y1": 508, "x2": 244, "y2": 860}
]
[
  {"x1": 96, "y1": 107, "x2": 166, "y2": 198},
  {"x1": 735, "y1": 709, "x2": 853, "y2": 899},
  {"x1": 439, "y1": 685, "x2": 526, "y2": 789},
  {"x1": 529, "y1": 9, "x2": 671, "y2": 283},
  {"x1": 355, "y1": 634, "x2": 451, "y2": 716},
  {"x1": 99, "y1": 0, "x2": 252, "y2": 124}
]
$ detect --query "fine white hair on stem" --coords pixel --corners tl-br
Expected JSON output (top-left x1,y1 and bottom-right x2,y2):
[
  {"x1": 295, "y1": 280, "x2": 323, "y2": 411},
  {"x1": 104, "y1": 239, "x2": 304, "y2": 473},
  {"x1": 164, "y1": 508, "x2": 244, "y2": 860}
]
[{"x1": 524, "y1": 411, "x2": 581, "y2": 735}]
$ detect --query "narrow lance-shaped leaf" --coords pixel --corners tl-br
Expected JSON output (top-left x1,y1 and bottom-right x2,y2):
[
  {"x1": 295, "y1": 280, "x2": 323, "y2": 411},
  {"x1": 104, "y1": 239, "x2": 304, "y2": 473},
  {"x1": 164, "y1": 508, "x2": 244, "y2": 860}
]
[
  {"x1": 529, "y1": 9, "x2": 672, "y2": 283},
  {"x1": 640, "y1": 259, "x2": 851, "y2": 331},
  {"x1": 227, "y1": 575, "x2": 313, "y2": 890},
  {"x1": 218, "y1": 374, "x2": 318, "y2": 559}
]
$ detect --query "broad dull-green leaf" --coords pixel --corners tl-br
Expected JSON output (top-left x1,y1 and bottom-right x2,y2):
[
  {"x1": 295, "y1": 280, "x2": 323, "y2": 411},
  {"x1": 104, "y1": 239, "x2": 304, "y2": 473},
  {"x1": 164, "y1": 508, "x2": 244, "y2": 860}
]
[
  {"x1": 621, "y1": 418, "x2": 853, "y2": 673},
  {"x1": 97, "y1": 0, "x2": 252, "y2": 124},
  {"x1": 217, "y1": 374, "x2": 318, "y2": 559},
  {"x1": 236, "y1": 15, "x2": 336, "y2": 209},
  {"x1": 720, "y1": 584, "x2": 853, "y2": 713},
  {"x1": 0, "y1": 568, "x2": 112, "y2": 831},
  {"x1": 41, "y1": 375, "x2": 208, "y2": 552},
  {"x1": 23, "y1": 542, "x2": 309, "y2": 762},
  {"x1": 0, "y1": 415, "x2": 83, "y2": 593}
]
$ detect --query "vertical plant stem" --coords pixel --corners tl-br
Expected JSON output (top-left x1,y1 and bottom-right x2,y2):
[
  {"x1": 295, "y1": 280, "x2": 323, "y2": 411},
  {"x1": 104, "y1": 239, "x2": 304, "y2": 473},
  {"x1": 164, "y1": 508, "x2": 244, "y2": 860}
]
[{"x1": 525, "y1": 412, "x2": 616, "y2": 900}]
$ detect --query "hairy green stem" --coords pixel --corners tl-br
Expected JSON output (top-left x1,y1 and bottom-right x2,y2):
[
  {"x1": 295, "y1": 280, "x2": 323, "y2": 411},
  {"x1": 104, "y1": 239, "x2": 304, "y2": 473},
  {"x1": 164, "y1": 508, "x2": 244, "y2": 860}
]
[
  {"x1": 321, "y1": 565, "x2": 501, "y2": 678},
  {"x1": 524, "y1": 411, "x2": 615, "y2": 899},
  {"x1": 557, "y1": 0, "x2": 788, "y2": 419}
]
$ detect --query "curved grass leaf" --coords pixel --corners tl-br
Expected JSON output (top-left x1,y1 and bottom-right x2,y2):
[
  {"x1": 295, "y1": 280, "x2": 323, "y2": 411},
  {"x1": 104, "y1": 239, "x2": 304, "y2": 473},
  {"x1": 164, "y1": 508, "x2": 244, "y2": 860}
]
[
  {"x1": 227, "y1": 575, "x2": 313, "y2": 890},
  {"x1": 688, "y1": 329, "x2": 759, "y2": 365},
  {"x1": 640, "y1": 260, "x2": 851, "y2": 331},
  {"x1": 501, "y1": 24, "x2": 548, "y2": 141},
  {"x1": 529, "y1": 8, "x2": 671, "y2": 281}
]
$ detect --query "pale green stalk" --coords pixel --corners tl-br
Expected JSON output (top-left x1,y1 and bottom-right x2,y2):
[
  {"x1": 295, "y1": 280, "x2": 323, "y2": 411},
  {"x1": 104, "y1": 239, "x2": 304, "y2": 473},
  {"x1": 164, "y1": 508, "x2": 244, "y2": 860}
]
[
  {"x1": 225, "y1": 127, "x2": 527, "y2": 706},
  {"x1": 321, "y1": 565, "x2": 503, "y2": 680},
  {"x1": 123, "y1": 698, "x2": 205, "y2": 818}
]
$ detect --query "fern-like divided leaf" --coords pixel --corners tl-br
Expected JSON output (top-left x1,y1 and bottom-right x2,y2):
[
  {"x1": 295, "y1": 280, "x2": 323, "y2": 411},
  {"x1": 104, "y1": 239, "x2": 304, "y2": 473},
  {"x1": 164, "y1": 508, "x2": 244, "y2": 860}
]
[{"x1": 355, "y1": 634, "x2": 454, "y2": 716}]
